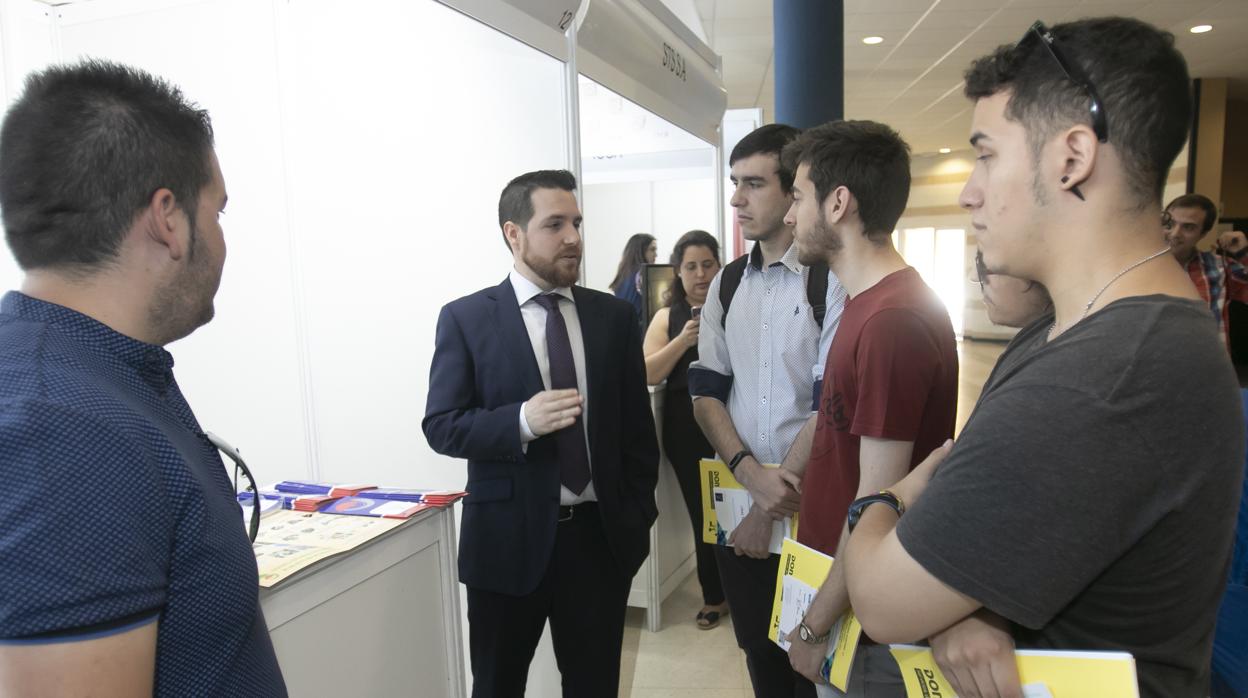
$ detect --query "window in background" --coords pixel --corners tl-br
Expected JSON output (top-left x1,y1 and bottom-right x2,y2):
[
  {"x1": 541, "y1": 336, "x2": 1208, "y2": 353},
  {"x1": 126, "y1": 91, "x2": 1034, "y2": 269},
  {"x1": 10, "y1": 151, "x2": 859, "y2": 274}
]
[{"x1": 897, "y1": 227, "x2": 966, "y2": 335}]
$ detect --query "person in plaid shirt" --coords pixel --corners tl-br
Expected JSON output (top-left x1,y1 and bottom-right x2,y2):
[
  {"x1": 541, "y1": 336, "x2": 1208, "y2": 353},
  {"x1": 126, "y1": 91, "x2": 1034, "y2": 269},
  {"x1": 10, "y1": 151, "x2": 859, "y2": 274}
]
[{"x1": 1165, "y1": 193, "x2": 1248, "y2": 349}]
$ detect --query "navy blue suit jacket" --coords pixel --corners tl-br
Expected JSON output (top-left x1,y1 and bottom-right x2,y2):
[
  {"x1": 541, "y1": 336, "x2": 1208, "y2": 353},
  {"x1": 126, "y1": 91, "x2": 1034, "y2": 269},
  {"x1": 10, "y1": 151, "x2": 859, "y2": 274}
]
[{"x1": 422, "y1": 278, "x2": 659, "y2": 596}]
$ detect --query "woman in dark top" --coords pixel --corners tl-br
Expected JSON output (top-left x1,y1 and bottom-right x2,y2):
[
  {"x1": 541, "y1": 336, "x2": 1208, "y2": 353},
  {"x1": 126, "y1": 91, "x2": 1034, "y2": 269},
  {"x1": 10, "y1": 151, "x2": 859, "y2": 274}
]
[
  {"x1": 642, "y1": 230, "x2": 725, "y2": 629},
  {"x1": 610, "y1": 233, "x2": 656, "y2": 325}
]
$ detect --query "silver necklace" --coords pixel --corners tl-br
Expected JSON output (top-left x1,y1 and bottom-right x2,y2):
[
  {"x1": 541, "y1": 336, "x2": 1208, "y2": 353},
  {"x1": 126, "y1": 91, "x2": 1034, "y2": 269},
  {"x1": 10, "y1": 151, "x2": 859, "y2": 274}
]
[{"x1": 1048, "y1": 246, "x2": 1172, "y2": 340}]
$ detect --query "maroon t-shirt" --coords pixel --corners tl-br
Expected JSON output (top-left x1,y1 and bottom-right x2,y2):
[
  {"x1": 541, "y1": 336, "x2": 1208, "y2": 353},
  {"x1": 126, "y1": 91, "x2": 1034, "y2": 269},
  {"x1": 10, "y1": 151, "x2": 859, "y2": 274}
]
[{"x1": 797, "y1": 267, "x2": 958, "y2": 556}]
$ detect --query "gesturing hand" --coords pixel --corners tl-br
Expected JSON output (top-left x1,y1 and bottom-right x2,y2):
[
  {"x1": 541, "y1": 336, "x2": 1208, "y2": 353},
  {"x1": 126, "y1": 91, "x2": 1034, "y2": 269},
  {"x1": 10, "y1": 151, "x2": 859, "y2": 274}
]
[{"x1": 524, "y1": 389, "x2": 582, "y2": 436}]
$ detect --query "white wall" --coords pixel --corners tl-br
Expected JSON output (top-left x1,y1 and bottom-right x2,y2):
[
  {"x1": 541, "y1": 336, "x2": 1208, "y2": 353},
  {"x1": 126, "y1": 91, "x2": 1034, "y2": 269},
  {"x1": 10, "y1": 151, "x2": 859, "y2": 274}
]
[
  {"x1": 0, "y1": 0, "x2": 570, "y2": 492},
  {"x1": 583, "y1": 177, "x2": 717, "y2": 293}
]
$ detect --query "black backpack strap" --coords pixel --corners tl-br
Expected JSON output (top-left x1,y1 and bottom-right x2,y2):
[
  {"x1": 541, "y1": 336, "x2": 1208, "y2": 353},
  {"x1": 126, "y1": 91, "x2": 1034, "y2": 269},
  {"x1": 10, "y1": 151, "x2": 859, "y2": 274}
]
[
  {"x1": 806, "y1": 263, "x2": 828, "y2": 329},
  {"x1": 718, "y1": 254, "x2": 750, "y2": 330}
]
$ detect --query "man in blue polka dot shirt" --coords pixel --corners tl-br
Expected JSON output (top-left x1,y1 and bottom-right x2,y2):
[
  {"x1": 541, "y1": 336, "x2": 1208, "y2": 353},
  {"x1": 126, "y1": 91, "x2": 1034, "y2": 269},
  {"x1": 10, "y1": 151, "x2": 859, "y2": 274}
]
[{"x1": 0, "y1": 61, "x2": 286, "y2": 696}]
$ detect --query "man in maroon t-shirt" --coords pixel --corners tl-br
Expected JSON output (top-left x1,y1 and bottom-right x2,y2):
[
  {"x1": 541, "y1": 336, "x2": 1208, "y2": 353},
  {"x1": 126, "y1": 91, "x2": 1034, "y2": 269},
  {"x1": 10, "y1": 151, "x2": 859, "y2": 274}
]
[{"x1": 779, "y1": 121, "x2": 959, "y2": 694}]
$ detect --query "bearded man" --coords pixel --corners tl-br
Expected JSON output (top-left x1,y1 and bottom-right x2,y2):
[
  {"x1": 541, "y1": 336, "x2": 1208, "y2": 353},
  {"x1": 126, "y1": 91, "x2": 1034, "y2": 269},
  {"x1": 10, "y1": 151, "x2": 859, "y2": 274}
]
[{"x1": 423, "y1": 169, "x2": 659, "y2": 698}]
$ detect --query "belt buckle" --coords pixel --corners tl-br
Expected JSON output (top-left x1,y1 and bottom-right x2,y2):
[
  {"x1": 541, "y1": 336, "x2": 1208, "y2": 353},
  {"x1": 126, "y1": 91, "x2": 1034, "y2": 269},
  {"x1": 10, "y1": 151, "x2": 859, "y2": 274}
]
[{"x1": 558, "y1": 505, "x2": 575, "y2": 522}]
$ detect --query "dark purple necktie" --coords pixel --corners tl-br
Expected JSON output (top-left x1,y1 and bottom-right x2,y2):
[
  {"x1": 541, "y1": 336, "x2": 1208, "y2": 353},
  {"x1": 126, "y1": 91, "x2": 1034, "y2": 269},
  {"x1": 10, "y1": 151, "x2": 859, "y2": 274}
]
[{"x1": 533, "y1": 293, "x2": 591, "y2": 495}]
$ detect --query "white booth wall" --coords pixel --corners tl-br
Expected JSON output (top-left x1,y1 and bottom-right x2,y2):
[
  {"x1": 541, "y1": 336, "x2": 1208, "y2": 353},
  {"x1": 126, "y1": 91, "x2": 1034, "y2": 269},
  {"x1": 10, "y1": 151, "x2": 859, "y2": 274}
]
[
  {"x1": 0, "y1": 0, "x2": 568, "y2": 493},
  {"x1": 0, "y1": 0, "x2": 724, "y2": 694},
  {"x1": 580, "y1": 77, "x2": 718, "y2": 290}
]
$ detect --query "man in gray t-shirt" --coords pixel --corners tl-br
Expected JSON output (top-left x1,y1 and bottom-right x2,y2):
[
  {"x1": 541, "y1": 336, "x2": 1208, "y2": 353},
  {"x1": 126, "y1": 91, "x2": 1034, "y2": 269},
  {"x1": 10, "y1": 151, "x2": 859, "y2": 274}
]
[
  {"x1": 900, "y1": 297, "x2": 1242, "y2": 696},
  {"x1": 839, "y1": 16, "x2": 1244, "y2": 698}
]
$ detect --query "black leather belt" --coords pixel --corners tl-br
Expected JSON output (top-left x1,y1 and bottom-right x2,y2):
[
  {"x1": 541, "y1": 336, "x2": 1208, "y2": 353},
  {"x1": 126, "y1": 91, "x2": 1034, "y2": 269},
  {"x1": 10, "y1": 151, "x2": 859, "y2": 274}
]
[{"x1": 558, "y1": 501, "x2": 597, "y2": 522}]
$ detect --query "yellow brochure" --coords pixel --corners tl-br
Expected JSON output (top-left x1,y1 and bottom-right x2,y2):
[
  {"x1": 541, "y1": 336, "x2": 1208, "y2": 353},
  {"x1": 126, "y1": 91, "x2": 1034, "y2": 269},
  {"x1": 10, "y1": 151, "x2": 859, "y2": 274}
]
[
  {"x1": 767, "y1": 537, "x2": 863, "y2": 691},
  {"x1": 890, "y1": 644, "x2": 1139, "y2": 698},
  {"x1": 699, "y1": 458, "x2": 797, "y2": 554}
]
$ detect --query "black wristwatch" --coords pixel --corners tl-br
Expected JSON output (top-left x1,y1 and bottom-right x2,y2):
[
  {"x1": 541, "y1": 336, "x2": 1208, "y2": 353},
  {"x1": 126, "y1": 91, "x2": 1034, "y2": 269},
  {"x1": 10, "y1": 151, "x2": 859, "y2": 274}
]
[
  {"x1": 846, "y1": 490, "x2": 906, "y2": 533},
  {"x1": 727, "y1": 449, "x2": 753, "y2": 475},
  {"x1": 798, "y1": 619, "x2": 830, "y2": 644}
]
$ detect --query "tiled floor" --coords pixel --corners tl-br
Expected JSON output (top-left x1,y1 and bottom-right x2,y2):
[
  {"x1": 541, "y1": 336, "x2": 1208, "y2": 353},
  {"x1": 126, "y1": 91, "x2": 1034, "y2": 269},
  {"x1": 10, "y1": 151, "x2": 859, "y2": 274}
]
[
  {"x1": 619, "y1": 339, "x2": 1007, "y2": 697},
  {"x1": 619, "y1": 572, "x2": 751, "y2": 697}
]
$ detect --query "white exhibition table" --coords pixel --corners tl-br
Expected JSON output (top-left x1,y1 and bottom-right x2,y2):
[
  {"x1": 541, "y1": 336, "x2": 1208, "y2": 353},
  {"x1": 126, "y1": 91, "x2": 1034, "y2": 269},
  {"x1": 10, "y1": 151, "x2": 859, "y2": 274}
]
[
  {"x1": 258, "y1": 387, "x2": 695, "y2": 696},
  {"x1": 259, "y1": 506, "x2": 467, "y2": 698}
]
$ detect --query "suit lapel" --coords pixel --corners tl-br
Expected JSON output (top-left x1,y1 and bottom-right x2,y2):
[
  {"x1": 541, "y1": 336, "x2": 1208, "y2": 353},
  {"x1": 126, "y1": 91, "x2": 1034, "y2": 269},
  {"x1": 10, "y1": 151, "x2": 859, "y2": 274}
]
[
  {"x1": 489, "y1": 278, "x2": 544, "y2": 397},
  {"x1": 573, "y1": 286, "x2": 609, "y2": 445}
]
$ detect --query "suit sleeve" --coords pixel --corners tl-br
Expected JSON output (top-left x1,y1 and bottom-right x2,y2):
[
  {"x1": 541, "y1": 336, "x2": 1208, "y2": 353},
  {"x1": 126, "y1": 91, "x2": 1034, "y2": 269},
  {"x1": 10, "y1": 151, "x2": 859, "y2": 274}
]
[
  {"x1": 619, "y1": 301, "x2": 660, "y2": 518},
  {"x1": 422, "y1": 303, "x2": 526, "y2": 461}
]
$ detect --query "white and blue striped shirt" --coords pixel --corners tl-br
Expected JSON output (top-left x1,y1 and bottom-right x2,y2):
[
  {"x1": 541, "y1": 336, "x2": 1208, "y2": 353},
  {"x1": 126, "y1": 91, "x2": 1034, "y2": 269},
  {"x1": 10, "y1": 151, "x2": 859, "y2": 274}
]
[{"x1": 689, "y1": 243, "x2": 846, "y2": 463}]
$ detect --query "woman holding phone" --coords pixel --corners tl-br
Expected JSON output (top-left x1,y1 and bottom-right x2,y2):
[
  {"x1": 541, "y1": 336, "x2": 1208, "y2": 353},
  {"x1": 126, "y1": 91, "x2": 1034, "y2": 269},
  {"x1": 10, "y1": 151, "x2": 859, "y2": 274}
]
[{"x1": 642, "y1": 229, "x2": 726, "y2": 629}]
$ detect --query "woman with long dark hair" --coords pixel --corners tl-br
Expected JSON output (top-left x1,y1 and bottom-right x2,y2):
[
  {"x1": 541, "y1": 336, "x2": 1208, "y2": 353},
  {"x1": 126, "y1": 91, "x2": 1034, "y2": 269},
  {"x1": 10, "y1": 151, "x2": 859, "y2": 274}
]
[
  {"x1": 610, "y1": 233, "x2": 656, "y2": 322},
  {"x1": 641, "y1": 230, "x2": 726, "y2": 629}
]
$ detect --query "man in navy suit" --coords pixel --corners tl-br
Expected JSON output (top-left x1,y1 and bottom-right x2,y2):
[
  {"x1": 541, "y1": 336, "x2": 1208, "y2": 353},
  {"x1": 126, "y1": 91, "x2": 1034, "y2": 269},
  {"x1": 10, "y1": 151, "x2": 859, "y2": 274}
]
[{"x1": 423, "y1": 170, "x2": 659, "y2": 697}]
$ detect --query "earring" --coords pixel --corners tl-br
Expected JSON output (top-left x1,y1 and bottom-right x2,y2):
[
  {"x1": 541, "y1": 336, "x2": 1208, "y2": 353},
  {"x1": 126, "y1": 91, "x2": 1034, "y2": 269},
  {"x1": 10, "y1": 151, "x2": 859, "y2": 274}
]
[{"x1": 1060, "y1": 175, "x2": 1086, "y2": 202}]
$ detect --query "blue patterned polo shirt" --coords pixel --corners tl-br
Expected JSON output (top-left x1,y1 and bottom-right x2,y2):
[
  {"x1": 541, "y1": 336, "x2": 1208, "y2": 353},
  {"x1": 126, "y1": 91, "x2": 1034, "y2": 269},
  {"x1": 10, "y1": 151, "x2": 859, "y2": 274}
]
[{"x1": 0, "y1": 292, "x2": 285, "y2": 696}]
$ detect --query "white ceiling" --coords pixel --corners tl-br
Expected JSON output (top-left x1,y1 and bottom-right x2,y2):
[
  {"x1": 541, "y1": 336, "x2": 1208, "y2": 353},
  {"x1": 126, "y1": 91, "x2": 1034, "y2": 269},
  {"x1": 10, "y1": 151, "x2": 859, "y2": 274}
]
[{"x1": 692, "y1": 0, "x2": 1248, "y2": 156}]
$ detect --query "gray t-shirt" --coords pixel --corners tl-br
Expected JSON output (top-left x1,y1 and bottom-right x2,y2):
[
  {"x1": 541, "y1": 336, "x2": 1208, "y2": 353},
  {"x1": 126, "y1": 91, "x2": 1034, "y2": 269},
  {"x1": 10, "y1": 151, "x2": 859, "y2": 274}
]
[{"x1": 897, "y1": 295, "x2": 1245, "y2": 698}]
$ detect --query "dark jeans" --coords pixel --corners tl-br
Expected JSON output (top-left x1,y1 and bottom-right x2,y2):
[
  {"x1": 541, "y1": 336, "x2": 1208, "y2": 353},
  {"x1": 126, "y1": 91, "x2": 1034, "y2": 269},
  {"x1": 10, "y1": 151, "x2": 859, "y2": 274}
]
[{"x1": 715, "y1": 547, "x2": 815, "y2": 698}]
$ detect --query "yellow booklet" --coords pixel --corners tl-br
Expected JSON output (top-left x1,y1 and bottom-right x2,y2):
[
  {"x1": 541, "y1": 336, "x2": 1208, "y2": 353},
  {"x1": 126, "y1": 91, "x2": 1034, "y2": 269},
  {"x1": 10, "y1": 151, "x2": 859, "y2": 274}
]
[
  {"x1": 767, "y1": 537, "x2": 863, "y2": 691},
  {"x1": 890, "y1": 644, "x2": 1139, "y2": 698},
  {"x1": 699, "y1": 458, "x2": 797, "y2": 554}
]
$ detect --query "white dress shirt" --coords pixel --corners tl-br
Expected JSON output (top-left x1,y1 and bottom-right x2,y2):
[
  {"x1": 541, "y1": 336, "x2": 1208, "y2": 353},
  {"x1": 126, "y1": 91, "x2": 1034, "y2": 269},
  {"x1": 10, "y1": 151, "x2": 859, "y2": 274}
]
[{"x1": 510, "y1": 268, "x2": 596, "y2": 505}]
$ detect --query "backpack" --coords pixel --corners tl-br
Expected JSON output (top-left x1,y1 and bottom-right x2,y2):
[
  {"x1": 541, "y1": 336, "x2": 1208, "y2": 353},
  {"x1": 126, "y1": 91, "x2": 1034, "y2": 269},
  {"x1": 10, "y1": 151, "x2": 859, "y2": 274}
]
[{"x1": 718, "y1": 253, "x2": 828, "y2": 329}]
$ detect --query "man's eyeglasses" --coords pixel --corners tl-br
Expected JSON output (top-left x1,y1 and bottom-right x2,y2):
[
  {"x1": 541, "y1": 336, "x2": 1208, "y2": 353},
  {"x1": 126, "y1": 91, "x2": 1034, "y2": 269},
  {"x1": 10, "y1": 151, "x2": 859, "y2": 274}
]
[
  {"x1": 1019, "y1": 21, "x2": 1109, "y2": 143},
  {"x1": 207, "y1": 431, "x2": 261, "y2": 544}
]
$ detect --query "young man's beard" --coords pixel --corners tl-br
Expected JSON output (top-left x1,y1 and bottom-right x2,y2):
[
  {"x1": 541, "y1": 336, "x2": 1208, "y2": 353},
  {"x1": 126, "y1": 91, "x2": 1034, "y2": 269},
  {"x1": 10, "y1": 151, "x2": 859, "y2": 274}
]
[
  {"x1": 523, "y1": 246, "x2": 581, "y2": 288},
  {"x1": 797, "y1": 215, "x2": 842, "y2": 267}
]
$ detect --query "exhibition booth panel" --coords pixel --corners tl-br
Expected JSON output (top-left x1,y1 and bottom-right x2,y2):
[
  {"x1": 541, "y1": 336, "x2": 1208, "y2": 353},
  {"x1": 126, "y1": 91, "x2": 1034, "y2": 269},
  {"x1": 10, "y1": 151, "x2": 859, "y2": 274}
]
[
  {"x1": 0, "y1": 0, "x2": 724, "y2": 693},
  {"x1": 1, "y1": 0, "x2": 313, "y2": 482},
  {"x1": 280, "y1": 0, "x2": 569, "y2": 491},
  {"x1": 575, "y1": 0, "x2": 724, "y2": 635},
  {"x1": 579, "y1": 75, "x2": 718, "y2": 294}
]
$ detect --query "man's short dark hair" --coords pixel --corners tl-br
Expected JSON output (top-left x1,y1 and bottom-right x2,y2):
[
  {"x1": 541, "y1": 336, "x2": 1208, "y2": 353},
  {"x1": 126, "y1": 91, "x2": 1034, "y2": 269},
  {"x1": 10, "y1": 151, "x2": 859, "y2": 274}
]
[
  {"x1": 781, "y1": 120, "x2": 911, "y2": 239},
  {"x1": 964, "y1": 17, "x2": 1191, "y2": 210},
  {"x1": 1166, "y1": 193, "x2": 1218, "y2": 234},
  {"x1": 0, "y1": 59, "x2": 215, "y2": 272},
  {"x1": 729, "y1": 123, "x2": 801, "y2": 193},
  {"x1": 497, "y1": 169, "x2": 577, "y2": 250}
]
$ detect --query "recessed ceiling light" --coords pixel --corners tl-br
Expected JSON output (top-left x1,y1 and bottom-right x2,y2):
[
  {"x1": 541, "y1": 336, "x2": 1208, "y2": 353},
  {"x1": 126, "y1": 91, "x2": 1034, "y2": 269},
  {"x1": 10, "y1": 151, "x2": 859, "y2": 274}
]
[
  {"x1": 1190, "y1": 24, "x2": 1213, "y2": 34},
  {"x1": 863, "y1": 36, "x2": 884, "y2": 45},
  {"x1": 939, "y1": 147, "x2": 952, "y2": 154}
]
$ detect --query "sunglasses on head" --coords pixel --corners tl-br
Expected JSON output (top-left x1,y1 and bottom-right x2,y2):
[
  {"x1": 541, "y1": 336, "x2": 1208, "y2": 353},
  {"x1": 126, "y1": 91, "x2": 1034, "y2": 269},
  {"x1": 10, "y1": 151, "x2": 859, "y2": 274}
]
[{"x1": 1018, "y1": 21, "x2": 1109, "y2": 144}]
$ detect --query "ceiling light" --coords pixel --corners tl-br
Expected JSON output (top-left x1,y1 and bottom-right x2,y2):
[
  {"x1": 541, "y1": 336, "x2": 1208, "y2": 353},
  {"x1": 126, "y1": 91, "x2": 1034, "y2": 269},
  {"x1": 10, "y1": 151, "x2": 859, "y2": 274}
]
[
  {"x1": 939, "y1": 148, "x2": 952, "y2": 154},
  {"x1": 863, "y1": 36, "x2": 884, "y2": 45},
  {"x1": 1190, "y1": 24, "x2": 1213, "y2": 34}
]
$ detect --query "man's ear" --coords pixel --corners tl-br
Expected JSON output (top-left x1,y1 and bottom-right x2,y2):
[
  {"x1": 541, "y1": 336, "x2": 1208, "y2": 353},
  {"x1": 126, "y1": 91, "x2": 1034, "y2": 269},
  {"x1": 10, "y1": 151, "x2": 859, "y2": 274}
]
[
  {"x1": 822, "y1": 185, "x2": 852, "y2": 226},
  {"x1": 143, "y1": 187, "x2": 190, "y2": 261},
  {"x1": 1058, "y1": 124, "x2": 1098, "y2": 194},
  {"x1": 502, "y1": 221, "x2": 523, "y2": 254}
]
